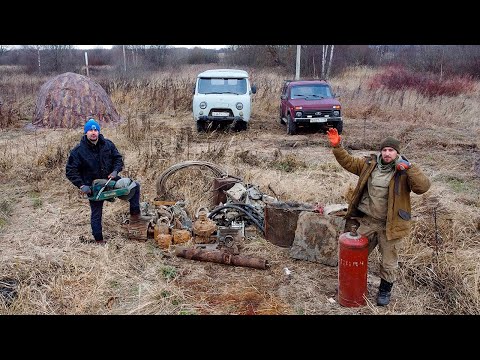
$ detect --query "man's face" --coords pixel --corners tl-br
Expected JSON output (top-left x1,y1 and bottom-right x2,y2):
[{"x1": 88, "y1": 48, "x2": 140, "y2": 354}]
[
  {"x1": 381, "y1": 147, "x2": 398, "y2": 164},
  {"x1": 86, "y1": 129, "x2": 99, "y2": 142}
]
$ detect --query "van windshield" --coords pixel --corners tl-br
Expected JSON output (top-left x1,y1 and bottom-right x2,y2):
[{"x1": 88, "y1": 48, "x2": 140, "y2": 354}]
[{"x1": 198, "y1": 77, "x2": 247, "y2": 95}]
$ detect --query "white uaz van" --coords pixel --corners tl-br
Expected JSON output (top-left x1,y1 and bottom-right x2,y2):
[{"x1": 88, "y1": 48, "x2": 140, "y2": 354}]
[{"x1": 193, "y1": 69, "x2": 257, "y2": 132}]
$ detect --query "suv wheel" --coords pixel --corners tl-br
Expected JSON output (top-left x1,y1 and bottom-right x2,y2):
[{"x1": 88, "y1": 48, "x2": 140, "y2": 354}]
[
  {"x1": 286, "y1": 114, "x2": 297, "y2": 135},
  {"x1": 335, "y1": 121, "x2": 343, "y2": 135}
]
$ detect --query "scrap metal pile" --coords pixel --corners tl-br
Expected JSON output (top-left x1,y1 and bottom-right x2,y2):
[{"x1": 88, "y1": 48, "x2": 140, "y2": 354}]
[
  {"x1": 122, "y1": 161, "x2": 277, "y2": 269},
  {"x1": 121, "y1": 160, "x2": 346, "y2": 270}
]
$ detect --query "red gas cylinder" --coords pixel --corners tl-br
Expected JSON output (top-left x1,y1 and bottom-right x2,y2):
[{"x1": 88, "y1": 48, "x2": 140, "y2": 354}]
[{"x1": 338, "y1": 225, "x2": 368, "y2": 307}]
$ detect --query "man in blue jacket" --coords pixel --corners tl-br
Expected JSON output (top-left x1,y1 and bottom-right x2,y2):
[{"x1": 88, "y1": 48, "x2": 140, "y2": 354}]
[{"x1": 66, "y1": 119, "x2": 141, "y2": 244}]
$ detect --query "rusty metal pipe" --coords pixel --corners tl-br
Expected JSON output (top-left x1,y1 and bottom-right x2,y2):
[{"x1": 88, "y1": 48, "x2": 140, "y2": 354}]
[{"x1": 175, "y1": 247, "x2": 269, "y2": 270}]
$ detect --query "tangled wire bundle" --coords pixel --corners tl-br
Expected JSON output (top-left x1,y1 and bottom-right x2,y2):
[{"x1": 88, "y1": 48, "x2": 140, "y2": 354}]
[{"x1": 155, "y1": 160, "x2": 241, "y2": 200}]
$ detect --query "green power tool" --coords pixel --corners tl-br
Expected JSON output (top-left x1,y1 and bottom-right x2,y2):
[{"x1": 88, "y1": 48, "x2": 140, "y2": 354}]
[{"x1": 87, "y1": 178, "x2": 130, "y2": 202}]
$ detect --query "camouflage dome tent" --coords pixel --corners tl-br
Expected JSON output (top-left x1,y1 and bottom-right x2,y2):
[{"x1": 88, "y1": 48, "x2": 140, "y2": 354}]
[{"x1": 32, "y1": 72, "x2": 122, "y2": 129}]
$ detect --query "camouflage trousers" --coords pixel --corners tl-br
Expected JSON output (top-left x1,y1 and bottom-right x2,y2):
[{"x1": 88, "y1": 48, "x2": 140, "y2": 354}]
[{"x1": 357, "y1": 215, "x2": 403, "y2": 283}]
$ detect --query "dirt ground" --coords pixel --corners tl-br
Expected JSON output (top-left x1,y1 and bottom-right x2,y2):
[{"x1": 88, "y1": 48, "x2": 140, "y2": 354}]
[{"x1": 0, "y1": 107, "x2": 478, "y2": 315}]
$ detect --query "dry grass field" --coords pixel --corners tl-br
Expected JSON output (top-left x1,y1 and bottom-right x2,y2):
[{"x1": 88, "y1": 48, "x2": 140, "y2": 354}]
[{"x1": 0, "y1": 65, "x2": 479, "y2": 315}]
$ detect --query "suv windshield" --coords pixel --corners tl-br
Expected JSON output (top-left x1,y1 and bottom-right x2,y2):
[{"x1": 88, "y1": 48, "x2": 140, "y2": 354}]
[
  {"x1": 290, "y1": 85, "x2": 332, "y2": 99},
  {"x1": 198, "y1": 77, "x2": 247, "y2": 95}
]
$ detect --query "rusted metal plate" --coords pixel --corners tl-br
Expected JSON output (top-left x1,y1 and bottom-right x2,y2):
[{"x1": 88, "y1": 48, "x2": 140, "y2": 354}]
[
  {"x1": 264, "y1": 202, "x2": 313, "y2": 248},
  {"x1": 212, "y1": 177, "x2": 241, "y2": 206},
  {"x1": 122, "y1": 216, "x2": 153, "y2": 241},
  {"x1": 124, "y1": 221, "x2": 149, "y2": 241}
]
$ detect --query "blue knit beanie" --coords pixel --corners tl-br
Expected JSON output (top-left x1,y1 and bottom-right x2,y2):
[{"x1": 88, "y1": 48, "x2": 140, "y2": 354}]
[{"x1": 84, "y1": 119, "x2": 101, "y2": 134}]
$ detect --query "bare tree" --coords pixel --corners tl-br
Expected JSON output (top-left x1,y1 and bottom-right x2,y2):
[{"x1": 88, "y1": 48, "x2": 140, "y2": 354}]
[
  {"x1": 20, "y1": 45, "x2": 78, "y2": 73},
  {"x1": 321, "y1": 45, "x2": 334, "y2": 79},
  {"x1": 322, "y1": 45, "x2": 327, "y2": 78},
  {"x1": 144, "y1": 45, "x2": 169, "y2": 69},
  {"x1": 326, "y1": 45, "x2": 334, "y2": 79},
  {"x1": 266, "y1": 45, "x2": 284, "y2": 67},
  {"x1": 188, "y1": 47, "x2": 218, "y2": 64},
  {"x1": 20, "y1": 45, "x2": 45, "y2": 73},
  {"x1": 0, "y1": 45, "x2": 12, "y2": 65},
  {"x1": 43, "y1": 45, "x2": 76, "y2": 72},
  {"x1": 226, "y1": 45, "x2": 293, "y2": 69},
  {"x1": 0, "y1": 45, "x2": 10, "y2": 57},
  {"x1": 124, "y1": 45, "x2": 147, "y2": 69}
]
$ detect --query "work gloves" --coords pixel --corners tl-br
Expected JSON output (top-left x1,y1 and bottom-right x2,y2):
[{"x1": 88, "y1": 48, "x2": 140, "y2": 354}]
[
  {"x1": 395, "y1": 158, "x2": 411, "y2": 171},
  {"x1": 327, "y1": 128, "x2": 341, "y2": 147},
  {"x1": 108, "y1": 171, "x2": 118, "y2": 179},
  {"x1": 80, "y1": 185, "x2": 92, "y2": 195}
]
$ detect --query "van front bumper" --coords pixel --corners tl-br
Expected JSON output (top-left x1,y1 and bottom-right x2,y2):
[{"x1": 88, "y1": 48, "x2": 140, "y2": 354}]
[{"x1": 198, "y1": 116, "x2": 245, "y2": 122}]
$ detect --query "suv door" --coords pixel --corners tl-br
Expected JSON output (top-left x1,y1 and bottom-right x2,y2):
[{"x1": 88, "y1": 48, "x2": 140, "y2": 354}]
[{"x1": 279, "y1": 81, "x2": 290, "y2": 122}]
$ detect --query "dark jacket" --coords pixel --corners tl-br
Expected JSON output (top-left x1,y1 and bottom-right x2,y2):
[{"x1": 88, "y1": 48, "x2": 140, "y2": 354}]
[
  {"x1": 333, "y1": 146, "x2": 431, "y2": 241},
  {"x1": 66, "y1": 134, "x2": 123, "y2": 188}
]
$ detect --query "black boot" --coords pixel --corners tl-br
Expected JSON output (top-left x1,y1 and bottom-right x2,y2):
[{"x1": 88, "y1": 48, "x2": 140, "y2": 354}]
[
  {"x1": 377, "y1": 278, "x2": 393, "y2": 306},
  {"x1": 94, "y1": 234, "x2": 106, "y2": 245}
]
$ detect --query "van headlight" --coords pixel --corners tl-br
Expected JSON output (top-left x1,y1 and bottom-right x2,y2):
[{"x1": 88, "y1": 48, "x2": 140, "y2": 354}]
[
  {"x1": 200, "y1": 101, "x2": 207, "y2": 109},
  {"x1": 236, "y1": 102, "x2": 243, "y2": 110},
  {"x1": 333, "y1": 110, "x2": 340, "y2": 117},
  {"x1": 295, "y1": 111, "x2": 303, "y2": 118}
]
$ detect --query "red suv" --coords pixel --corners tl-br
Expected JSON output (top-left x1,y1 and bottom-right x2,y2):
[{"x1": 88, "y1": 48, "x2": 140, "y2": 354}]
[{"x1": 279, "y1": 79, "x2": 342, "y2": 135}]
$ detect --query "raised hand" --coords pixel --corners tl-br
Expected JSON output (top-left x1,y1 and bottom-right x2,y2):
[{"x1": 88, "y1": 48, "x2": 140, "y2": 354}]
[{"x1": 327, "y1": 128, "x2": 341, "y2": 147}]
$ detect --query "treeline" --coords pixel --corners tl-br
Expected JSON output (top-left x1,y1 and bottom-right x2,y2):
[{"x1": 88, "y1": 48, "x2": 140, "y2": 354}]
[
  {"x1": 225, "y1": 45, "x2": 480, "y2": 79},
  {"x1": 0, "y1": 45, "x2": 217, "y2": 74},
  {"x1": 1, "y1": 45, "x2": 479, "y2": 79}
]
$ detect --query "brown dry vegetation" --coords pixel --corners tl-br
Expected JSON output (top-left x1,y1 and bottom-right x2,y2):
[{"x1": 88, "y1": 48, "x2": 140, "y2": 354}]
[{"x1": 0, "y1": 65, "x2": 479, "y2": 315}]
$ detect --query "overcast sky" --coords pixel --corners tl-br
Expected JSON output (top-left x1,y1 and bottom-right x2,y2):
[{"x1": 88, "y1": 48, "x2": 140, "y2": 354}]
[{"x1": 75, "y1": 45, "x2": 227, "y2": 50}]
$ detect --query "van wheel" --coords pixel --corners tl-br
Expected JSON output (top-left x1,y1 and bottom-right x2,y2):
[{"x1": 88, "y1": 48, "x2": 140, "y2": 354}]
[
  {"x1": 196, "y1": 122, "x2": 205, "y2": 132},
  {"x1": 235, "y1": 121, "x2": 248, "y2": 131},
  {"x1": 286, "y1": 114, "x2": 297, "y2": 135}
]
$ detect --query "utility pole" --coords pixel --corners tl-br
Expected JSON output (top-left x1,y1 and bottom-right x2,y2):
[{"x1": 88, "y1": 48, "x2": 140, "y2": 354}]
[
  {"x1": 295, "y1": 45, "x2": 301, "y2": 80},
  {"x1": 84, "y1": 51, "x2": 89, "y2": 77}
]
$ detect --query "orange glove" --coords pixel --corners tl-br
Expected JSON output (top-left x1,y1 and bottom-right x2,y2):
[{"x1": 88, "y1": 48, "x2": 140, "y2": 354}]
[
  {"x1": 327, "y1": 128, "x2": 341, "y2": 147},
  {"x1": 395, "y1": 159, "x2": 411, "y2": 171}
]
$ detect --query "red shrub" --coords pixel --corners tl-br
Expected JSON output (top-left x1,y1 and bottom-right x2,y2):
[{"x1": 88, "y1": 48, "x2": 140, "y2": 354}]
[{"x1": 369, "y1": 66, "x2": 475, "y2": 97}]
